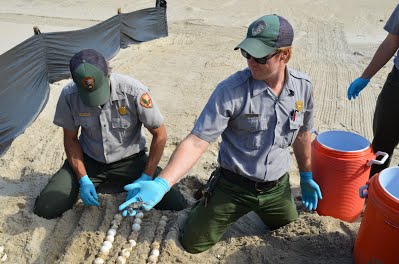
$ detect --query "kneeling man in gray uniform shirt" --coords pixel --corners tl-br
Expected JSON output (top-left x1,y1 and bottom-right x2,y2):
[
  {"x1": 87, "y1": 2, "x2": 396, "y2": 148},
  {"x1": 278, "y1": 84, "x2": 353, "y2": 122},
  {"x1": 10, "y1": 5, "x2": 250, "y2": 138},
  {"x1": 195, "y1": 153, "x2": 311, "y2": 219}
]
[
  {"x1": 118, "y1": 15, "x2": 322, "y2": 253},
  {"x1": 34, "y1": 49, "x2": 186, "y2": 219}
]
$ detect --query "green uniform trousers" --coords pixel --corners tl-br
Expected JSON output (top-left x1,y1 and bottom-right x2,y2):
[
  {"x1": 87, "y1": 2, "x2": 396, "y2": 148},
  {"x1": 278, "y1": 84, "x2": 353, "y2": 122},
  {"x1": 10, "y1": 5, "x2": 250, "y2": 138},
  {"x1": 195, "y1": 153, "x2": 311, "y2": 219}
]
[
  {"x1": 180, "y1": 171, "x2": 298, "y2": 253},
  {"x1": 370, "y1": 66, "x2": 399, "y2": 177},
  {"x1": 34, "y1": 151, "x2": 187, "y2": 219}
]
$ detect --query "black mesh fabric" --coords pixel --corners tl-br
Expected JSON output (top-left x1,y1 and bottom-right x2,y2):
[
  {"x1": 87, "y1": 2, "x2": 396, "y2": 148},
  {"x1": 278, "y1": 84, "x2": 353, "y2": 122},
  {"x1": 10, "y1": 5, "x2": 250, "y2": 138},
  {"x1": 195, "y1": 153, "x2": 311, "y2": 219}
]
[{"x1": 276, "y1": 16, "x2": 294, "y2": 47}]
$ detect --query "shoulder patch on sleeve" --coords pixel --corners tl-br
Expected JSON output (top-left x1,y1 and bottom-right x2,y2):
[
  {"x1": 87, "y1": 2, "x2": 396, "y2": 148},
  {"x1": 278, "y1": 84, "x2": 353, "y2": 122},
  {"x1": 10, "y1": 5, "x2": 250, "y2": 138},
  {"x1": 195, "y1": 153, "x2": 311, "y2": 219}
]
[{"x1": 140, "y1": 93, "x2": 153, "y2": 108}]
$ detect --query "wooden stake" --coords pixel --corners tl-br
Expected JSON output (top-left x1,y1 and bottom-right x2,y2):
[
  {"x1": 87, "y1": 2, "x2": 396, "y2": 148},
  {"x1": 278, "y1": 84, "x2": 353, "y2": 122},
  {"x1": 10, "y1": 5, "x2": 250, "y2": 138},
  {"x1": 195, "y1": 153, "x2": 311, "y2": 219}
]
[{"x1": 33, "y1": 26, "x2": 41, "y2": 35}]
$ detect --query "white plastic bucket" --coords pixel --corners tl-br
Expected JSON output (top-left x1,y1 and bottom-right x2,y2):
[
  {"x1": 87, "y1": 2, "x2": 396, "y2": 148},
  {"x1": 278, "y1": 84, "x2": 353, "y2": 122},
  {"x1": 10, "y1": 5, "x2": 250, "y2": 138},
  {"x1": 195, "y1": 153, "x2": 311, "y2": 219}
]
[
  {"x1": 379, "y1": 167, "x2": 399, "y2": 202},
  {"x1": 316, "y1": 130, "x2": 370, "y2": 152}
]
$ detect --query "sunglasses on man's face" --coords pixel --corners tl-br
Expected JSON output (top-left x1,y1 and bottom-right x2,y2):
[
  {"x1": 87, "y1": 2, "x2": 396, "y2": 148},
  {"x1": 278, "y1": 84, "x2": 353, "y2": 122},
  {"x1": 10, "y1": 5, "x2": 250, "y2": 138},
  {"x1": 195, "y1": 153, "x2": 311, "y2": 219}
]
[{"x1": 240, "y1": 49, "x2": 281, "y2": 64}]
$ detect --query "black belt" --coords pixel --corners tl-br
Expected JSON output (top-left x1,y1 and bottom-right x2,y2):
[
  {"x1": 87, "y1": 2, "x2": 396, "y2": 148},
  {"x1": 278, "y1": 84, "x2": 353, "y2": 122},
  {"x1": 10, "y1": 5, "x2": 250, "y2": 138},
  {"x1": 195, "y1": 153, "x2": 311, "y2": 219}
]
[{"x1": 220, "y1": 168, "x2": 284, "y2": 192}]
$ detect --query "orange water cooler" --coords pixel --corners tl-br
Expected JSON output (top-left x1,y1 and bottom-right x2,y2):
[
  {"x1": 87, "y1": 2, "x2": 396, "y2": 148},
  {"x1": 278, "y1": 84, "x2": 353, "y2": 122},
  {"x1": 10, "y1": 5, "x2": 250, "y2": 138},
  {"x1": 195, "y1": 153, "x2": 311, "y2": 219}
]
[
  {"x1": 354, "y1": 167, "x2": 399, "y2": 264},
  {"x1": 311, "y1": 130, "x2": 388, "y2": 222}
]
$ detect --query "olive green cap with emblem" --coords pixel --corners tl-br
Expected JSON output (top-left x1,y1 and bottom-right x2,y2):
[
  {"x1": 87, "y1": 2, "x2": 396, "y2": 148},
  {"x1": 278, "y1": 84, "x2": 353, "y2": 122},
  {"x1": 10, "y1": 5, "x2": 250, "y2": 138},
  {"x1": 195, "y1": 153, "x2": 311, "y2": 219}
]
[
  {"x1": 70, "y1": 49, "x2": 110, "y2": 107},
  {"x1": 235, "y1": 14, "x2": 294, "y2": 58}
]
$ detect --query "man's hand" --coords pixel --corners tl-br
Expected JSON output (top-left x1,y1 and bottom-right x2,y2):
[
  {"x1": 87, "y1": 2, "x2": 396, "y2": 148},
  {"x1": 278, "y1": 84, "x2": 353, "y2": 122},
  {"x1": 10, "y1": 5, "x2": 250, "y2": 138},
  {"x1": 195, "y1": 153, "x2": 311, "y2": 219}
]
[
  {"x1": 121, "y1": 172, "x2": 152, "y2": 216},
  {"x1": 347, "y1": 78, "x2": 370, "y2": 100},
  {"x1": 79, "y1": 175, "x2": 99, "y2": 206},
  {"x1": 119, "y1": 177, "x2": 170, "y2": 217},
  {"x1": 300, "y1": 172, "x2": 322, "y2": 211}
]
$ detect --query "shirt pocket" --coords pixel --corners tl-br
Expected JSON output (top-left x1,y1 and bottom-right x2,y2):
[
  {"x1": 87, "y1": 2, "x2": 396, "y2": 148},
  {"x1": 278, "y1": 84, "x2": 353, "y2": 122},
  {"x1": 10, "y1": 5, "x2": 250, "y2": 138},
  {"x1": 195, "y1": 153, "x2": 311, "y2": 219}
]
[
  {"x1": 111, "y1": 117, "x2": 132, "y2": 143},
  {"x1": 236, "y1": 117, "x2": 269, "y2": 149},
  {"x1": 77, "y1": 116, "x2": 101, "y2": 138},
  {"x1": 282, "y1": 113, "x2": 304, "y2": 148}
]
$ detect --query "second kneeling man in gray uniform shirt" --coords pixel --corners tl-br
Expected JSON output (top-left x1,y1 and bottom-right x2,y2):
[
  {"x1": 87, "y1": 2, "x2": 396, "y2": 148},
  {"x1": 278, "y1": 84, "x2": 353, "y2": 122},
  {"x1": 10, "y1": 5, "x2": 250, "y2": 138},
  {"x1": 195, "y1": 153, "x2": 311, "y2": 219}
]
[{"x1": 34, "y1": 49, "x2": 186, "y2": 219}]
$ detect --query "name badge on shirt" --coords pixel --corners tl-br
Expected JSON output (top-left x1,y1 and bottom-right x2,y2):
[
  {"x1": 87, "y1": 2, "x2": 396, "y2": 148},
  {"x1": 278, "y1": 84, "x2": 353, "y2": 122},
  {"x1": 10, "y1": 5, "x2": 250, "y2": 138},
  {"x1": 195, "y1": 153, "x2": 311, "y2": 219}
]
[
  {"x1": 79, "y1": 113, "x2": 91, "y2": 117},
  {"x1": 245, "y1": 113, "x2": 259, "y2": 118},
  {"x1": 295, "y1": 101, "x2": 303, "y2": 112},
  {"x1": 118, "y1": 106, "x2": 128, "y2": 115}
]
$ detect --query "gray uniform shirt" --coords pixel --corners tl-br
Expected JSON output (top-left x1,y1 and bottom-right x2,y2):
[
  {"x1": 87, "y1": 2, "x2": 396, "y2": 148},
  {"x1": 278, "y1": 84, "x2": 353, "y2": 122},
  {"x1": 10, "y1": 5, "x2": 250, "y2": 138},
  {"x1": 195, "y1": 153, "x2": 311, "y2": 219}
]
[
  {"x1": 192, "y1": 67, "x2": 313, "y2": 182},
  {"x1": 385, "y1": 4, "x2": 399, "y2": 68},
  {"x1": 54, "y1": 73, "x2": 164, "y2": 163}
]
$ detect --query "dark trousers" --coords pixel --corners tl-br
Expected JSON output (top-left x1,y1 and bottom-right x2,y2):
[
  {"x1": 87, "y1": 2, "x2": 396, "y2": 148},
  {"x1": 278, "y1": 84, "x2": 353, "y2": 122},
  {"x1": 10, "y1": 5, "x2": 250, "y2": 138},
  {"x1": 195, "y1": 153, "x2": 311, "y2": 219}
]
[
  {"x1": 370, "y1": 66, "x2": 399, "y2": 177},
  {"x1": 180, "y1": 169, "x2": 298, "y2": 254},
  {"x1": 33, "y1": 152, "x2": 187, "y2": 219}
]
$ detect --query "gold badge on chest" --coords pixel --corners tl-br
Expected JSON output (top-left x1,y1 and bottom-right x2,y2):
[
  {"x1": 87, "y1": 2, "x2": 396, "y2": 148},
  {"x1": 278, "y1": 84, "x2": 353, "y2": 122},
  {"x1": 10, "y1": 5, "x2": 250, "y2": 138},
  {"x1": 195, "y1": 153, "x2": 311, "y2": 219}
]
[
  {"x1": 118, "y1": 106, "x2": 128, "y2": 115},
  {"x1": 295, "y1": 101, "x2": 303, "y2": 112}
]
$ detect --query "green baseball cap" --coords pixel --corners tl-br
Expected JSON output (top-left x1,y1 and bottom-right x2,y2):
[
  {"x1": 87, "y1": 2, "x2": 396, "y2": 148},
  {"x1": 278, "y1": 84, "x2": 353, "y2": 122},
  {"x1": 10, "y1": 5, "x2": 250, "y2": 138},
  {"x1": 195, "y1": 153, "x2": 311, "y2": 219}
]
[
  {"x1": 235, "y1": 14, "x2": 294, "y2": 58},
  {"x1": 70, "y1": 49, "x2": 110, "y2": 107}
]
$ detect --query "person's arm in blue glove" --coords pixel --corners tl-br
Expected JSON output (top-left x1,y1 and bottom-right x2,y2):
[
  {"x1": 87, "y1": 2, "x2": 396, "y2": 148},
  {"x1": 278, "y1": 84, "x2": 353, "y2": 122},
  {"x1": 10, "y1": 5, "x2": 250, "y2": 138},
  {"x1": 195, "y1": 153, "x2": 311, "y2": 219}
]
[
  {"x1": 63, "y1": 128, "x2": 99, "y2": 206},
  {"x1": 347, "y1": 78, "x2": 369, "y2": 100},
  {"x1": 119, "y1": 133, "x2": 209, "y2": 215},
  {"x1": 122, "y1": 172, "x2": 152, "y2": 216},
  {"x1": 79, "y1": 175, "x2": 99, "y2": 206},
  {"x1": 299, "y1": 171, "x2": 322, "y2": 211},
  {"x1": 121, "y1": 124, "x2": 167, "y2": 216},
  {"x1": 292, "y1": 130, "x2": 322, "y2": 211},
  {"x1": 120, "y1": 177, "x2": 170, "y2": 216},
  {"x1": 347, "y1": 33, "x2": 399, "y2": 100}
]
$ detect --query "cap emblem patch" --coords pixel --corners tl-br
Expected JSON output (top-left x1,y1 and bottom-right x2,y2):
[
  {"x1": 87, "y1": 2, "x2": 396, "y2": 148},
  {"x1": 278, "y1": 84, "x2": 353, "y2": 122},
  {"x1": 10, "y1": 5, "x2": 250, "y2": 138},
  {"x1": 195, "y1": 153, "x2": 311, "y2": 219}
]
[
  {"x1": 252, "y1": 21, "x2": 267, "y2": 36},
  {"x1": 140, "y1": 93, "x2": 153, "y2": 108},
  {"x1": 81, "y1": 77, "x2": 95, "y2": 90}
]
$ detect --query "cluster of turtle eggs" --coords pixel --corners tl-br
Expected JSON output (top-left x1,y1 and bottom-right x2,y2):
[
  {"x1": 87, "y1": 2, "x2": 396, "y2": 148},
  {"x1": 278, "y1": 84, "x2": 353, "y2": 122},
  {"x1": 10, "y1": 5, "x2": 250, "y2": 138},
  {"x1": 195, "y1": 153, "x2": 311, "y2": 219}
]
[
  {"x1": 93, "y1": 212, "x2": 144, "y2": 264},
  {"x1": 146, "y1": 215, "x2": 168, "y2": 264}
]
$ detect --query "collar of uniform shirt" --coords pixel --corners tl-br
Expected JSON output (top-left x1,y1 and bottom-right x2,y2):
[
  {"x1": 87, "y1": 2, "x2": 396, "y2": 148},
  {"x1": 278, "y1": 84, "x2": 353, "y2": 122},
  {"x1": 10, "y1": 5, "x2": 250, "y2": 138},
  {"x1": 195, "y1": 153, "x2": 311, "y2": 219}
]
[
  {"x1": 251, "y1": 66, "x2": 291, "y2": 98},
  {"x1": 109, "y1": 75, "x2": 125, "y2": 104}
]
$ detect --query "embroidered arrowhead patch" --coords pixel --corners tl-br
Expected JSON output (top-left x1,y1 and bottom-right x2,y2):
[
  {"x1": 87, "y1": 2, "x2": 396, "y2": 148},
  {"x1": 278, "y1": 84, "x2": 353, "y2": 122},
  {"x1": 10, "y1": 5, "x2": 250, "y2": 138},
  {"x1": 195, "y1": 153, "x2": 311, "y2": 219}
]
[{"x1": 140, "y1": 93, "x2": 153, "y2": 108}]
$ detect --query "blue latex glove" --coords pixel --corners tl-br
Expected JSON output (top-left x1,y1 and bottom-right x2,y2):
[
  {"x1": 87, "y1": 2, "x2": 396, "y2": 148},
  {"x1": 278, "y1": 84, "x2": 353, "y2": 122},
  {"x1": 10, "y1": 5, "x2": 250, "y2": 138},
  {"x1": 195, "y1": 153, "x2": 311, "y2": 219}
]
[
  {"x1": 347, "y1": 77, "x2": 370, "y2": 100},
  {"x1": 79, "y1": 175, "x2": 99, "y2": 206},
  {"x1": 119, "y1": 177, "x2": 170, "y2": 217},
  {"x1": 126, "y1": 173, "x2": 152, "y2": 200},
  {"x1": 300, "y1": 172, "x2": 322, "y2": 211},
  {"x1": 121, "y1": 172, "x2": 152, "y2": 216}
]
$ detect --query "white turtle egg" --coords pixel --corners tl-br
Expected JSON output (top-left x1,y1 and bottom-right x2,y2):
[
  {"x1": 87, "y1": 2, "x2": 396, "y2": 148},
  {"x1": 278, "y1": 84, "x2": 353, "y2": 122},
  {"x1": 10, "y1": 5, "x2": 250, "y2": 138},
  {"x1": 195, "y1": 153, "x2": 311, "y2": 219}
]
[
  {"x1": 102, "y1": 240, "x2": 112, "y2": 249},
  {"x1": 100, "y1": 245, "x2": 110, "y2": 254},
  {"x1": 105, "y1": 235, "x2": 115, "y2": 243},
  {"x1": 129, "y1": 239, "x2": 137, "y2": 247},
  {"x1": 114, "y1": 214, "x2": 123, "y2": 221},
  {"x1": 93, "y1": 257, "x2": 104, "y2": 264},
  {"x1": 132, "y1": 223, "x2": 141, "y2": 231},
  {"x1": 158, "y1": 220, "x2": 167, "y2": 227},
  {"x1": 160, "y1": 215, "x2": 168, "y2": 221},
  {"x1": 148, "y1": 255, "x2": 158, "y2": 262},
  {"x1": 111, "y1": 220, "x2": 120, "y2": 226},
  {"x1": 136, "y1": 212, "x2": 144, "y2": 219},
  {"x1": 151, "y1": 249, "x2": 160, "y2": 257},
  {"x1": 116, "y1": 256, "x2": 126, "y2": 264},
  {"x1": 121, "y1": 248, "x2": 131, "y2": 258},
  {"x1": 133, "y1": 218, "x2": 142, "y2": 224},
  {"x1": 107, "y1": 228, "x2": 117, "y2": 236},
  {"x1": 0, "y1": 253, "x2": 6, "y2": 262},
  {"x1": 0, "y1": 246, "x2": 4, "y2": 254}
]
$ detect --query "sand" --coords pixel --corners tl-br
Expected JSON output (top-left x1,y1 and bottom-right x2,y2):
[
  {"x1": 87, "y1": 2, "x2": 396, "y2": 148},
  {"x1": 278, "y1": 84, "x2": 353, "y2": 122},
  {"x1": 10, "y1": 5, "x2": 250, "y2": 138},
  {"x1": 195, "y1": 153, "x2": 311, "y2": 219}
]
[{"x1": 0, "y1": 0, "x2": 398, "y2": 263}]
